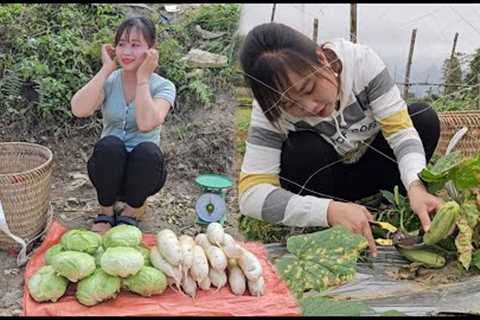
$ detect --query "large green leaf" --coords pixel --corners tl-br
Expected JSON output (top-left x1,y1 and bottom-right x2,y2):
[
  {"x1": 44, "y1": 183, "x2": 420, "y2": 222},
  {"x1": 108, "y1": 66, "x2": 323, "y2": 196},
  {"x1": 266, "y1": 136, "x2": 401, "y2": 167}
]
[
  {"x1": 419, "y1": 151, "x2": 464, "y2": 192},
  {"x1": 299, "y1": 296, "x2": 407, "y2": 316},
  {"x1": 451, "y1": 156, "x2": 480, "y2": 190},
  {"x1": 274, "y1": 225, "x2": 368, "y2": 299},
  {"x1": 300, "y1": 296, "x2": 373, "y2": 316}
]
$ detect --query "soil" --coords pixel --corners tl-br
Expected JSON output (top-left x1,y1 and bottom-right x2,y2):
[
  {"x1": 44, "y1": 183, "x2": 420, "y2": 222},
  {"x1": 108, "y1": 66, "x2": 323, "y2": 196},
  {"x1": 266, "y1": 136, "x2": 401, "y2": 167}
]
[{"x1": 0, "y1": 90, "x2": 242, "y2": 316}]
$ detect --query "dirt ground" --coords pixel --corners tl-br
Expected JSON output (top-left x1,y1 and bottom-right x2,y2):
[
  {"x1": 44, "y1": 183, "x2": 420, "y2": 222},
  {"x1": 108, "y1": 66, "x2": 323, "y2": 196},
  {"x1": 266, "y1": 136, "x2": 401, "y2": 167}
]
[{"x1": 0, "y1": 91, "x2": 242, "y2": 316}]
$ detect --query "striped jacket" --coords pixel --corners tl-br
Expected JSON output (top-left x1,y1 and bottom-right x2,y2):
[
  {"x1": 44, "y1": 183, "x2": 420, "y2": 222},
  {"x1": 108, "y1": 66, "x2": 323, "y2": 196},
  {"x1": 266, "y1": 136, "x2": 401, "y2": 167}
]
[{"x1": 239, "y1": 38, "x2": 426, "y2": 227}]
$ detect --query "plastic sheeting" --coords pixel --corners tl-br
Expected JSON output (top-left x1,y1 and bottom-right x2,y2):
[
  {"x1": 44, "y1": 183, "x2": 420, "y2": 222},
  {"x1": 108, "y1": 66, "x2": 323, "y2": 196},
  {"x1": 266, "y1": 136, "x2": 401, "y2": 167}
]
[
  {"x1": 23, "y1": 221, "x2": 300, "y2": 316},
  {"x1": 265, "y1": 243, "x2": 480, "y2": 316}
]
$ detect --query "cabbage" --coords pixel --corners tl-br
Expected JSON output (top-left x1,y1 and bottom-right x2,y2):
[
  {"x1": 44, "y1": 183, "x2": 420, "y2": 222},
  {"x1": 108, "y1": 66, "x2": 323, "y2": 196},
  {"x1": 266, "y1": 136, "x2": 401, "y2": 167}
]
[
  {"x1": 44, "y1": 243, "x2": 64, "y2": 265},
  {"x1": 123, "y1": 266, "x2": 167, "y2": 296},
  {"x1": 51, "y1": 251, "x2": 96, "y2": 282},
  {"x1": 94, "y1": 246, "x2": 105, "y2": 267},
  {"x1": 100, "y1": 246, "x2": 144, "y2": 277},
  {"x1": 28, "y1": 265, "x2": 68, "y2": 303},
  {"x1": 102, "y1": 224, "x2": 142, "y2": 248},
  {"x1": 135, "y1": 244, "x2": 151, "y2": 267},
  {"x1": 61, "y1": 229, "x2": 103, "y2": 254},
  {"x1": 76, "y1": 268, "x2": 122, "y2": 306}
]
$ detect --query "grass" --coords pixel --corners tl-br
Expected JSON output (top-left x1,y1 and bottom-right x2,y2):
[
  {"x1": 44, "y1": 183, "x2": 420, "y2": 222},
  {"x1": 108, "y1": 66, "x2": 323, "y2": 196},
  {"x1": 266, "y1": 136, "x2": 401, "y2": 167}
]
[{"x1": 235, "y1": 106, "x2": 252, "y2": 158}]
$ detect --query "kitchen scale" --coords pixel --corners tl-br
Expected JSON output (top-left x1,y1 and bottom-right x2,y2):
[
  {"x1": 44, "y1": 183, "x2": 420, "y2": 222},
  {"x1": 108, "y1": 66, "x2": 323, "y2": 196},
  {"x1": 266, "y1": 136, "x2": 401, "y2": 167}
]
[{"x1": 194, "y1": 174, "x2": 233, "y2": 225}]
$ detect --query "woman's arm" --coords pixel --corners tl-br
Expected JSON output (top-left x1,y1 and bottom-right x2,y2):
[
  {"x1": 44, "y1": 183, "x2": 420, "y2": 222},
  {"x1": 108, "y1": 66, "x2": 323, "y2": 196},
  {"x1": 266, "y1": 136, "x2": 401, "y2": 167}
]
[
  {"x1": 135, "y1": 49, "x2": 171, "y2": 132},
  {"x1": 135, "y1": 80, "x2": 171, "y2": 132},
  {"x1": 71, "y1": 44, "x2": 117, "y2": 118}
]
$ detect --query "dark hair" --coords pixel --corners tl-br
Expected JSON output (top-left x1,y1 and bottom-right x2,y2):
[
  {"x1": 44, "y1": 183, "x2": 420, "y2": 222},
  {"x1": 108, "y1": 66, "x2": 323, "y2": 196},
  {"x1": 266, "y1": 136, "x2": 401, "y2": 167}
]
[
  {"x1": 114, "y1": 16, "x2": 156, "y2": 48},
  {"x1": 239, "y1": 23, "x2": 341, "y2": 126}
]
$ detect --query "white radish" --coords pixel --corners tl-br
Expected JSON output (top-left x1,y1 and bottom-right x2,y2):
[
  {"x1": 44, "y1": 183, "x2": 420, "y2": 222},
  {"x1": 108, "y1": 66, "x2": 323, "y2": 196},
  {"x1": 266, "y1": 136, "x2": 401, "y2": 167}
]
[
  {"x1": 248, "y1": 276, "x2": 265, "y2": 296},
  {"x1": 238, "y1": 249, "x2": 263, "y2": 281},
  {"x1": 222, "y1": 234, "x2": 243, "y2": 259},
  {"x1": 150, "y1": 246, "x2": 183, "y2": 291},
  {"x1": 194, "y1": 233, "x2": 211, "y2": 251},
  {"x1": 223, "y1": 233, "x2": 236, "y2": 246},
  {"x1": 198, "y1": 276, "x2": 211, "y2": 290},
  {"x1": 205, "y1": 245, "x2": 227, "y2": 271},
  {"x1": 182, "y1": 271, "x2": 197, "y2": 299},
  {"x1": 209, "y1": 268, "x2": 227, "y2": 291},
  {"x1": 156, "y1": 229, "x2": 182, "y2": 266},
  {"x1": 179, "y1": 235, "x2": 195, "y2": 278},
  {"x1": 206, "y1": 222, "x2": 224, "y2": 246},
  {"x1": 167, "y1": 276, "x2": 176, "y2": 287},
  {"x1": 223, "y1": 245, "x2": 243, "y2": 259},
  {"x1": 190, "y1": 245, "x2": 209, "y2": 282},
  {"x1": 228, "y1": 265, "x2": 246, "y2": 296}
]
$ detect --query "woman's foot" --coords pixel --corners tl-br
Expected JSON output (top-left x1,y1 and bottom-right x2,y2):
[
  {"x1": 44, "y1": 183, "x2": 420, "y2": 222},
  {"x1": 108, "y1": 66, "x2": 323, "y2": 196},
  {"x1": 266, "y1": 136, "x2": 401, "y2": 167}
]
[
  {"x1": 116, "y1": 203, "x2": 145, "y2": 227},
  {"x1": 91, "y1": 207, "x2": 115, "y2": 233}
]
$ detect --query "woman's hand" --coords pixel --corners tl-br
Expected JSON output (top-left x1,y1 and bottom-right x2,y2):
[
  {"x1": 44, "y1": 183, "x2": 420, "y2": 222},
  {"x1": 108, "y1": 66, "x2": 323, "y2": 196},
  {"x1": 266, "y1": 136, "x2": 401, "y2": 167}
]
[
  {"x1": 327, "y1": 201, "x2": 378, "y2": 257},
  {"x1": 408, "y1": 181, "x2": 443, "y2": 232},
  {"x1": 137, "y1": 49, "x2": 159, "y2": 82},
  {"x1": 101, "y1": 44, "x2": 117, "y2": 73}
]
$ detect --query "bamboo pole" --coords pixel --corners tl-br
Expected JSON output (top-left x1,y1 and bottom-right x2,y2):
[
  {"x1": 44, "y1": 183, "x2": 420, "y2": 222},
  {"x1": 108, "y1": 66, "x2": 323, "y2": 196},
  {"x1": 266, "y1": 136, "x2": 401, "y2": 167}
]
[
  {"x1": 313, "y1": 18, "x2": 319, "y2": 43},
  {"x1": 403, "y1": 28, "x2": 417, "y2": 99},
  {"x1": 350, "y1": 3, "x2": 357, "y2": 43}
]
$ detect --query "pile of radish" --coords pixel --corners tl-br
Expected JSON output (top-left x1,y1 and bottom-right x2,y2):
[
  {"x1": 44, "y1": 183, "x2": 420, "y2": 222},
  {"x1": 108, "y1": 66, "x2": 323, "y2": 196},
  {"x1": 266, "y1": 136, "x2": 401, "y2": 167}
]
[{"x1": 150, "y1": 222, "x2": 265, "y2": 299}]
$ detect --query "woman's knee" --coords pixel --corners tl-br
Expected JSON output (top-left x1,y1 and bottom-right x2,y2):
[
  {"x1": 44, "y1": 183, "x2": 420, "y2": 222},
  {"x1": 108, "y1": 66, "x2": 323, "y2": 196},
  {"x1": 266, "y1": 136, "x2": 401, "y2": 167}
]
[
  {"x1": 92, "y1": 135, "x2": 127, "y2": 158},
  {"x1": 281, "y1": 130, "x2": 338, "y2": 172},
  {"x1": 129, "y1": 142, "x2": 164, "y2": 164}
]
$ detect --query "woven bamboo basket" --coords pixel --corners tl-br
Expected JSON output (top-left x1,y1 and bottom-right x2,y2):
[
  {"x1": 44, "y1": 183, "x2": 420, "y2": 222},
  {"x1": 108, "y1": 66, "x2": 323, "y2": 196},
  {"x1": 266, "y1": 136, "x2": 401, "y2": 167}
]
[
  {"x1": 0, "y1": 142, "x2": 53, "y2": 250},
  {"x1": 435, "y1": 111, "x2": 480, "y2": 157}
]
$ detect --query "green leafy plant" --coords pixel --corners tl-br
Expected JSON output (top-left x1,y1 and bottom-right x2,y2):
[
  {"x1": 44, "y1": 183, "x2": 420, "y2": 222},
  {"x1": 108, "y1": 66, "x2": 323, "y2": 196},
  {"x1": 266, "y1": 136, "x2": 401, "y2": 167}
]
[{"x1": 274, "y1": 225, "x2": 368, "y2": 298}]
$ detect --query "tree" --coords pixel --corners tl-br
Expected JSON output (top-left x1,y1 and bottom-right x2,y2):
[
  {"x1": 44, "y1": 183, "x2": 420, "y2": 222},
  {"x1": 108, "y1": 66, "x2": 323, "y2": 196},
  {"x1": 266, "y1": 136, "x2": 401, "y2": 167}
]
[
  {"x1": 442, "y1": 53, "x2": 463, "y2": 96},
  {"x1": 465, "y1": 48, "x2": 480, "y2": 91}
]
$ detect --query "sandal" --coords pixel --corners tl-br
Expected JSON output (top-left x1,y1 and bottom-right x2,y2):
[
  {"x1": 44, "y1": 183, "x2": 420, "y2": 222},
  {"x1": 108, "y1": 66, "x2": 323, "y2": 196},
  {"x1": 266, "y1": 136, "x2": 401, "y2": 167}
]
[
  {"x1": 92, "y1": 214, "x2": 116, "y2": 227},
  {"x1": 115, "y1": 215, "x2": 140, "y2": 227}
]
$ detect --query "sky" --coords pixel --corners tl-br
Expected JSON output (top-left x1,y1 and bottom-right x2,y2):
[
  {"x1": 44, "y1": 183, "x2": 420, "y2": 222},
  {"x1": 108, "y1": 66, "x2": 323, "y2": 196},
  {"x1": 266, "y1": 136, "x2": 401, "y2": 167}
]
[{"x1": 239, "y1": 4, "x2": 480, "y2": 97}]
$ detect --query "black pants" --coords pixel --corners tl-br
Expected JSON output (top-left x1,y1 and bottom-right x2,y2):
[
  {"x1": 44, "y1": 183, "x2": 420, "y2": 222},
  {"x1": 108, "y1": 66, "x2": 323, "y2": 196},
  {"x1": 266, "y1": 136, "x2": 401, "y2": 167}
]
[
  {"x1": 280, "y1": 103, "x2": 440, "y2": 201},
  {"x1": 87, "y1": 135, "x2": 167, "y2": 208}
]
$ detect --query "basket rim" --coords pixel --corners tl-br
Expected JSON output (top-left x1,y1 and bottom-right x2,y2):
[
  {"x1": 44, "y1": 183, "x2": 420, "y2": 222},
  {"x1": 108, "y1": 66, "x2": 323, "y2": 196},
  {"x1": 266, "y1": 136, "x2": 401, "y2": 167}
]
[
  {"x1": 439, "y1": 110, "x2": 480, "y2": 115},
  {"x1": 0, "y1": 142, "x2": 53, "y2": 178}
]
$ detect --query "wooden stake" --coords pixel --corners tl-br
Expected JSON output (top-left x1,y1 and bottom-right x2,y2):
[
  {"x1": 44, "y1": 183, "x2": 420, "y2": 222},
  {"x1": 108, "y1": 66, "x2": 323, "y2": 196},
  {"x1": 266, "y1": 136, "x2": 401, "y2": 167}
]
[
  {"x1": 450, "y1": 32, "x2": 459, "y2": 61},
  {"x1": 403, "y1": 28, "x2": 417, "y2": 99},
  {"x1": 313, "y1": 18, "x2": 319, "y2": 43},
  {"x1": 350, "y1": 3, "x2": 357, "y2": 43},
  {"x1": 445, "y1": 32, "x2": 459, "y2": 95},
  {"x1": 270, "y1": 3, "x2": 277, "y2": 22}
]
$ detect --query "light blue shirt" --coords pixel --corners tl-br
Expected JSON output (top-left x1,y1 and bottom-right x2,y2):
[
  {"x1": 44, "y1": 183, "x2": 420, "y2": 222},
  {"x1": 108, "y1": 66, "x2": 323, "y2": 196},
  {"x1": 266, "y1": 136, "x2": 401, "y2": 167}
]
[{"x1": 101, "y1": 69, "x2": 176, "y2": 152}]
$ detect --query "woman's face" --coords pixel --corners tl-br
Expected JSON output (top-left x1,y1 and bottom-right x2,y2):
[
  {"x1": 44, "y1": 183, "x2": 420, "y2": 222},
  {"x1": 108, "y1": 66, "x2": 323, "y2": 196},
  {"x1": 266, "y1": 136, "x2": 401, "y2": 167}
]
[
  {"x1": 280, "y1": 67, "x2": 339, "y2": 118},
  {"x1": 115, "y1": 27, "x2": 150, "y2": 72}
]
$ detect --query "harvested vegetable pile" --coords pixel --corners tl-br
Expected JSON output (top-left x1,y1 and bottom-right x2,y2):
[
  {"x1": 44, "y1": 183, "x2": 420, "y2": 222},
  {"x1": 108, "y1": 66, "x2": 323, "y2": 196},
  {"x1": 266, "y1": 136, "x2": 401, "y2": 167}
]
[{"x1": 27, "y1": 223, "x2": 265, "y2": 306}]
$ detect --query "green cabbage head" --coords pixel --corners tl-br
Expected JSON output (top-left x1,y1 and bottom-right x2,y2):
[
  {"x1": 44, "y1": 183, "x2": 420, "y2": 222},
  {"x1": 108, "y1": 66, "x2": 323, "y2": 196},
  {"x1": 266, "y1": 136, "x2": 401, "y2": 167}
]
[
  {"x1": 76, "y1": 268, "x2": 122, "y2": 306},
  {"x1": 102, "y1": 225, "x2": 142, "y2": 248},
  {"x1": 28, "y1": 265, "x2": 68, "y2": 302},
  {"x1": 135, "y1": 244, "x2": 151, "y2": 266},
  {"x1": 61, "y1": 229, "x2": 103, "y2": 254},
  {"x1": 100, "y1": 246, "x2": 144, "y2": 277},
  {"x1": 94, "y1": 246, "x2": 105, "y2": 267},
  {"x1": 44, "y1": 243, "x2": 64, "y2": 265},
  {"x1": 51, "y1": 251, "x2": 96, "y2": 282},
  {"x1": 123, "y1": 266, "x2": 167, "y2": 296}
]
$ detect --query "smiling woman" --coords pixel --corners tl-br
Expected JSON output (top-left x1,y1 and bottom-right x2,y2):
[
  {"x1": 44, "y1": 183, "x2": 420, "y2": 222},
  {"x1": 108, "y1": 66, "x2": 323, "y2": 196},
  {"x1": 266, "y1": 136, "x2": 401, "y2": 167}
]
[
  {"x1": 238, "y1": 22, "x2": 444, "y2": 257},
  {"x1": 70, "y1": 16, "x2": 176, "y2": 233}
]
